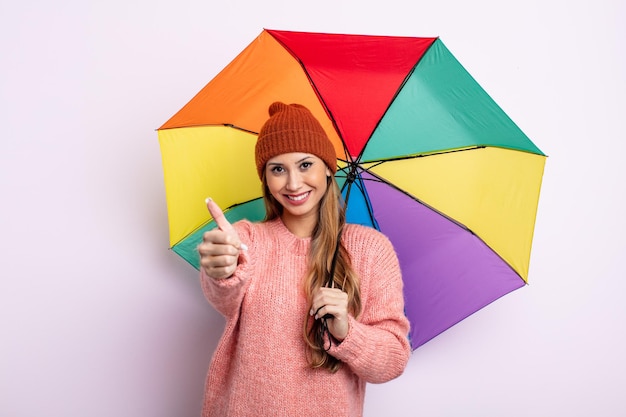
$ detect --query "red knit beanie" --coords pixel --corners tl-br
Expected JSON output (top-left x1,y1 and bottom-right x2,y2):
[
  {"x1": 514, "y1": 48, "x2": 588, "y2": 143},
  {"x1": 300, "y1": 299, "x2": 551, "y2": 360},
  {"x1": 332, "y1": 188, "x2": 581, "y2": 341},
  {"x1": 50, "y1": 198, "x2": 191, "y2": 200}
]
[{"x1": 255, "y1": 102, "x2": 337, "y2": 179}]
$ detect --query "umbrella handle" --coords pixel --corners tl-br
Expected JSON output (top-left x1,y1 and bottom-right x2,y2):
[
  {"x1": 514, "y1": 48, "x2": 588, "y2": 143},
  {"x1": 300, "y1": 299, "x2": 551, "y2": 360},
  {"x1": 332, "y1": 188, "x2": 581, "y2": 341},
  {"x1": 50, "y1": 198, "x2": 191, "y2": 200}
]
[
  {"x1": 316, "y1": 163, "x2": 359, "y2": 351},
  {"x1": 315, "y1": 307, "x2": 334, "y2": 321},
  {"x1": 325, "y1": 162, "x2": 358, "y2": 288}
]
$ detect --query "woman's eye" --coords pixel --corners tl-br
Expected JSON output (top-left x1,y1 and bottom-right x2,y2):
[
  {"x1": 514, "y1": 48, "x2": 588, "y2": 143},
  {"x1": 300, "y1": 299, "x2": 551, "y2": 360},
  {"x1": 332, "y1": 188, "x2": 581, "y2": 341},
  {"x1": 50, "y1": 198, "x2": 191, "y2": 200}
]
[
  {"x1": 270, "y1": 166, "x2": 284, "y2": 174},
  {"x1": 300, "y1": 161, "x2": 312, "y2": 169}
]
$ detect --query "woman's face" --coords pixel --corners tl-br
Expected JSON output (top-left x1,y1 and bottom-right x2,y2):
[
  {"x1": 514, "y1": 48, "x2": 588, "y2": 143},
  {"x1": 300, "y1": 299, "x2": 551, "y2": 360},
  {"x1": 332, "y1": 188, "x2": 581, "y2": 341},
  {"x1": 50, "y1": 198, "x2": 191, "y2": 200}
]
[{"x1": 265, "y1": 152, "x2": 332, "y2": 228}]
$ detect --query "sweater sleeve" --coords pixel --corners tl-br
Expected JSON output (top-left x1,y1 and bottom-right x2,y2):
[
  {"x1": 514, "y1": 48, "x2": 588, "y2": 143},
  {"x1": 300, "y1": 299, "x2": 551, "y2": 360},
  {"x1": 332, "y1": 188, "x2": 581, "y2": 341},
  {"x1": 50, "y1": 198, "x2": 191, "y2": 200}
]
[
  {"x1": 199, "y1": 221, "x2": 255, "y2": 318},
  {"x1": 328, "y1": 228, "x2": 411, "y2": 383}
]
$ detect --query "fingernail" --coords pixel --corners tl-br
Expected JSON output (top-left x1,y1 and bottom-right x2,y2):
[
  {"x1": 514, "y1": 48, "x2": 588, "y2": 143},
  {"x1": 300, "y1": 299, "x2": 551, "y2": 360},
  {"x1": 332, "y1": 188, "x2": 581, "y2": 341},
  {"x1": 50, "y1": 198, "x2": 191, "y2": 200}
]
[
  {"x1": 240, "y1": 243, "x2": 248, "y2": 251},
  {"x1": 205, "y1": 197, "x2": 212, "y2": 204}
]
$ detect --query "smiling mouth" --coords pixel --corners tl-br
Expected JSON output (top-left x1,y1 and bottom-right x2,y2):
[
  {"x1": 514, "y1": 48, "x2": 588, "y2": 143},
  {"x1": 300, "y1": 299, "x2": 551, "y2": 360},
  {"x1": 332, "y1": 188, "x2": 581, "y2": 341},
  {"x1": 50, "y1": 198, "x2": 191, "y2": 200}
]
[{"x1": 286, "y1": 191, "x2": 310, "y2": 201}]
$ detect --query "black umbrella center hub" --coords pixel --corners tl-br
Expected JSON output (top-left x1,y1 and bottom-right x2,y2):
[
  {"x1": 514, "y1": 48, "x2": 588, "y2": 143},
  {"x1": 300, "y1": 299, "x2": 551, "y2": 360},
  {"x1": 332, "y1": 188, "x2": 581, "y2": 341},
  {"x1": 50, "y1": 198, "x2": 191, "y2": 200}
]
[{"x1": 345, "y1": 163, "x2": 359, "y2": 185}]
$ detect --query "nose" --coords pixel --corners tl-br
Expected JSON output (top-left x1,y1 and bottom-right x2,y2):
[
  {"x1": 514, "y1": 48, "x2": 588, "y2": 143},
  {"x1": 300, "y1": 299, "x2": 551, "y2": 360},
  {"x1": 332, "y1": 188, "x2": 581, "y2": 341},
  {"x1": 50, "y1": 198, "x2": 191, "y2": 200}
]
[{"x1": 285, "y1": 171, "x2": 302, "y2": 191}]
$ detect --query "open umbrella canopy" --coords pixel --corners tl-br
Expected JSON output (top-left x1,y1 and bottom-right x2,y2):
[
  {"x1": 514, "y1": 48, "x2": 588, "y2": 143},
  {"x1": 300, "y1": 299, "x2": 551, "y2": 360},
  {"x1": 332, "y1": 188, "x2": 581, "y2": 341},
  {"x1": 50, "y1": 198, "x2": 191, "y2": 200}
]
[{"x1": 157, "y1": 29, "x2": 546, "y2": 349}]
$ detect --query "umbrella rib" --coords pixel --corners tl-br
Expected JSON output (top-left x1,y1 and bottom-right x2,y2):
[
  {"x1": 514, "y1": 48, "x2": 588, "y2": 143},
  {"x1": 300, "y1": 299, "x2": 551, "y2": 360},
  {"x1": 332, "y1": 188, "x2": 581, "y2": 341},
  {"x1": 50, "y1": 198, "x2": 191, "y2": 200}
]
[
  {"x1": 336, "y1": 164, "x2": 528, "y2": 285},
  {"x1": 266, "y1": 31, "x2": 353, "y2": 164},
  {"x1": 365, "y1": 146, "x2": 487, "y2": 165},
  {"x1": 171, "y1": 121, "x2": 354, "y2": 168},
  {"x1": 336, "y1": 165, "x2": 382, "y2": 229},
  {"x1": 353, "y1": 42, "x2": 435, "y2": 163},
  {"x1": 337, "y1": 147, "x2": 488, "y2": 214},
  {"x1": 157, "y1": 123, "x2": 259, "y2": 134},
  {"x1": 363, "y1": 145, "x2": 546, "y2": 164},
  {"x1": 355, "y1": 168, "x2": 528, "y2": 283},
  {"x1": 222, "y1": 123, "x2": 258, "y2": 135},
  {"x1": 357, "y1": 168, "x2": 474, "y2": 234},
  {"x1": 353, "y1": 174, "x2": 379, "y2": 227}
]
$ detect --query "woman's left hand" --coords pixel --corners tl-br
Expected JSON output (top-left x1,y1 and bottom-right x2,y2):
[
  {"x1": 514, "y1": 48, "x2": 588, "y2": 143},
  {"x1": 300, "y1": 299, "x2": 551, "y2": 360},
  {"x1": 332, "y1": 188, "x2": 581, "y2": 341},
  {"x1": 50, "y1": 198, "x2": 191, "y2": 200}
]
[{"x1": 310, "y1": 287, "x2": 350, "y2": 342}]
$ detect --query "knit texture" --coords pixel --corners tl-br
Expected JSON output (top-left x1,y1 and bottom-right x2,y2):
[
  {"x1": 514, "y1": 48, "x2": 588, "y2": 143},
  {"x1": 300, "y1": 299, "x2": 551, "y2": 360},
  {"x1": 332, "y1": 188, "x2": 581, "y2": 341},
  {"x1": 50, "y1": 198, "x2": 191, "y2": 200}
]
[
  {"x1": 255, "y1": 102, "x2": 337, "y2": 178},
  {"x1": 200, "y1": 218, "x2": 411, "y2": 417}
]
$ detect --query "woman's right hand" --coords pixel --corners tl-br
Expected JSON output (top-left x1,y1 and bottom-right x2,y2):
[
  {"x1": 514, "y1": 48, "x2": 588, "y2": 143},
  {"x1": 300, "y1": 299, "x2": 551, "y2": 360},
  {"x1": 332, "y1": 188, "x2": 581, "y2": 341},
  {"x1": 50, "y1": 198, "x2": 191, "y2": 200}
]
[{"x1": 197, "y1": 198, "x2": 247, "y2": 280}]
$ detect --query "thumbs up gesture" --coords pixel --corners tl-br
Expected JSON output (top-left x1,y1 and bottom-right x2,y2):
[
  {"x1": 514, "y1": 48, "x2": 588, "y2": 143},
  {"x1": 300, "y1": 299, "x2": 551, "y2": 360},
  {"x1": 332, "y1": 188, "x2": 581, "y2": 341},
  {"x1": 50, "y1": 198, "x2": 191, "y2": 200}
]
[{"x1": 198, "y1": 198, "x2": 247, "y2": 280}]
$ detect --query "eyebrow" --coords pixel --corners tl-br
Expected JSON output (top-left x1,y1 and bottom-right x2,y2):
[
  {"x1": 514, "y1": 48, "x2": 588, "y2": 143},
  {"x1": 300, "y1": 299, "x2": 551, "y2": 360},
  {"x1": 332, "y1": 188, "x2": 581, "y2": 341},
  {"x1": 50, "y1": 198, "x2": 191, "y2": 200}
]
[{"x1": 267, "y1": 155, "x2": 314, "y2": 166}]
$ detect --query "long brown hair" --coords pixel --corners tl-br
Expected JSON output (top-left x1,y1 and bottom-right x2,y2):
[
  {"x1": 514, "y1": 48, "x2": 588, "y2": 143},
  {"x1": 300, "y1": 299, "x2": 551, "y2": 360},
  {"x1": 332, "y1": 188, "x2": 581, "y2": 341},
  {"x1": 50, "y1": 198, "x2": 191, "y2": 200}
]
[{"x1": 261, "y1": 172, "x2": 362, "y2": 372}]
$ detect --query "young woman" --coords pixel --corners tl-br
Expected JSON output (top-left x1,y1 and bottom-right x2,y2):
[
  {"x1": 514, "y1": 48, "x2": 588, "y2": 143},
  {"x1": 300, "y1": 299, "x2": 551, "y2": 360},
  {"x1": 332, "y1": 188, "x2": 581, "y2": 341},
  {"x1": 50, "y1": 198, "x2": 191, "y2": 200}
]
[{"x1": 197, "y1": 102, "x2": 411, "y2": 416}]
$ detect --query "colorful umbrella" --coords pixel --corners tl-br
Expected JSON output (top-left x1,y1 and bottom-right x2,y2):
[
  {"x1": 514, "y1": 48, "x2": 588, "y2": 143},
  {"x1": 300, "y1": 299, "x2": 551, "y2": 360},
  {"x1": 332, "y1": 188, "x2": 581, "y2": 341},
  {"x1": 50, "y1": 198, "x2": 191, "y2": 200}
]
[{"x1": 157, "y1": 29, "x2": 546, "y2": 349}]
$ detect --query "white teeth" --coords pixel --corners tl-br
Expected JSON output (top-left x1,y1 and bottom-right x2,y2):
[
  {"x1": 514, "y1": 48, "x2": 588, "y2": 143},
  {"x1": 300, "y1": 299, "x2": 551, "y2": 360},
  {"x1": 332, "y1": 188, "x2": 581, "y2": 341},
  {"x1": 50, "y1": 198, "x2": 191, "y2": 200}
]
[{"x1": 288, "y1": 192, "x2": 309, "y2": 201}]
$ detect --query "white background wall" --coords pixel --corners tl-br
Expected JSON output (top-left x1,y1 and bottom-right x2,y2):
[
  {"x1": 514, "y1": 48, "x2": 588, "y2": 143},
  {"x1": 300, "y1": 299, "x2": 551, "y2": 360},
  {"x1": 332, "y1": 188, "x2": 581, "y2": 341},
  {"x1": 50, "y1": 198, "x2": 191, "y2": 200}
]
[{"x1": 1, "y1": 0, "x2": 625, "y2": 416}]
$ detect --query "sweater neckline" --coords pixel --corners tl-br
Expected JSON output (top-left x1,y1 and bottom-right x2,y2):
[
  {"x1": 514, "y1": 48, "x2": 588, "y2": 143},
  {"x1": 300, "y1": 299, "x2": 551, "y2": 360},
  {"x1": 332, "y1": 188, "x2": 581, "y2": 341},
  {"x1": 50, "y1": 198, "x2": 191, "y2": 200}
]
[{"x1": 267, "y1": 217, "x2": 311, "y2": 257}]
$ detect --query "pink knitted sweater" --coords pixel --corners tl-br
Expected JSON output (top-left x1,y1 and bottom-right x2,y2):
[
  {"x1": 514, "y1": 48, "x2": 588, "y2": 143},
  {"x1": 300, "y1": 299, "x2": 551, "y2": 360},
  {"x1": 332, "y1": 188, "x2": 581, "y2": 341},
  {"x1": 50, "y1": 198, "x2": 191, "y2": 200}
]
[{"x1": 200, "y1": 218, "x2": 411, "y2": 416}]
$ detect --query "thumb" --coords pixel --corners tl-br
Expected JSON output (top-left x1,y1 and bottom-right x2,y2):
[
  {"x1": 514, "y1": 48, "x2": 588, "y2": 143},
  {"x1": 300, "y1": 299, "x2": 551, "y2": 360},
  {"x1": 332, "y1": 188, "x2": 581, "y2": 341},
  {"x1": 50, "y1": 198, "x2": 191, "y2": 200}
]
[{"x1": 205, "y1": 198, "x2": 235, "y2": 233}]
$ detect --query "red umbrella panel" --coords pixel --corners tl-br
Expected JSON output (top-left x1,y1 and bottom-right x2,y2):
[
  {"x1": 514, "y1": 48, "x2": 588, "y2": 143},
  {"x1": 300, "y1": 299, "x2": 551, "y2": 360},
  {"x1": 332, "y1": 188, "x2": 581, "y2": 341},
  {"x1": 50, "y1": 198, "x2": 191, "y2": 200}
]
[{"x1": 157, "y1": 29, "x2": 546, "y2": 349}]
